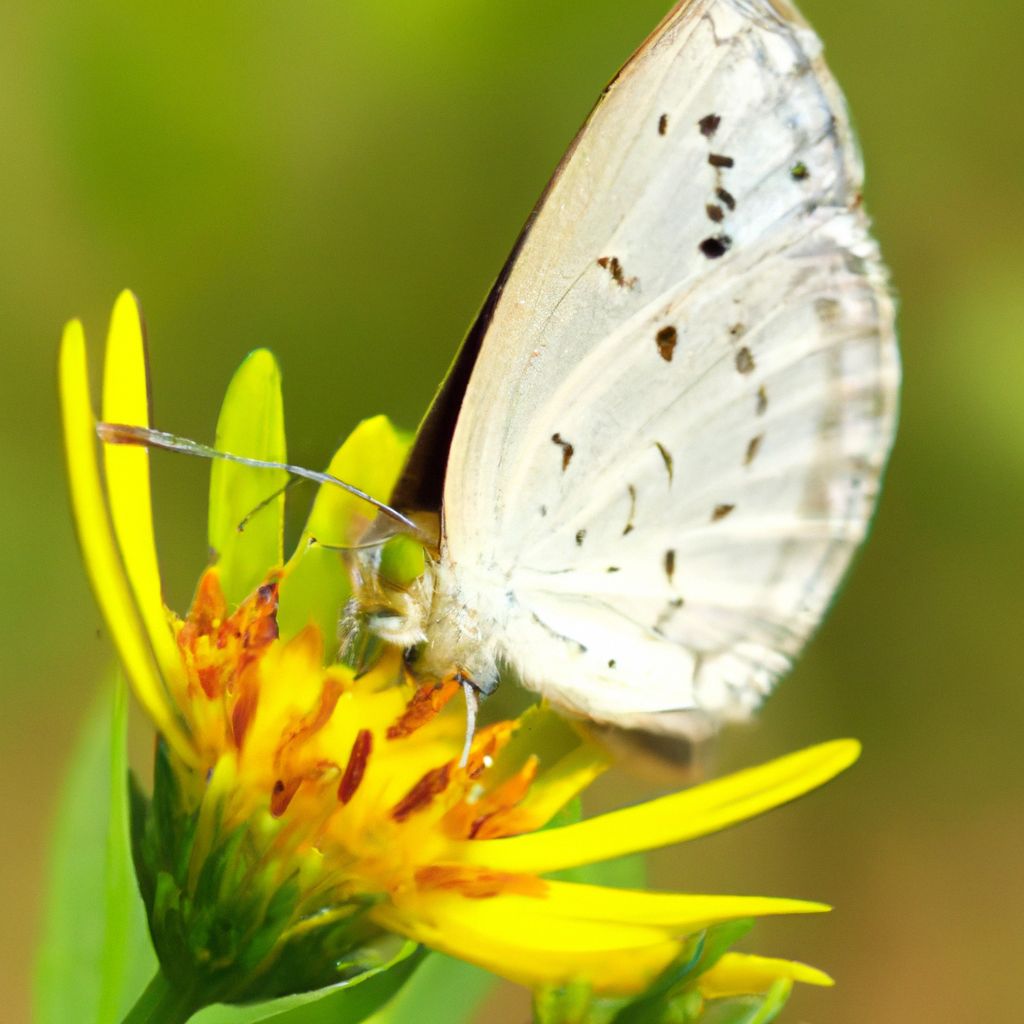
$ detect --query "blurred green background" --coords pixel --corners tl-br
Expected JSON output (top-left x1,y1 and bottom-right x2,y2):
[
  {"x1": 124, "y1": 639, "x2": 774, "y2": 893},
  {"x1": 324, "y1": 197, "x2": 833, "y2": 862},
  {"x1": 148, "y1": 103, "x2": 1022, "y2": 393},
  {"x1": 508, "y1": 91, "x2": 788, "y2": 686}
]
[{"x1": 3, "y1": 0, "x2": 1021, "y2": 1020}]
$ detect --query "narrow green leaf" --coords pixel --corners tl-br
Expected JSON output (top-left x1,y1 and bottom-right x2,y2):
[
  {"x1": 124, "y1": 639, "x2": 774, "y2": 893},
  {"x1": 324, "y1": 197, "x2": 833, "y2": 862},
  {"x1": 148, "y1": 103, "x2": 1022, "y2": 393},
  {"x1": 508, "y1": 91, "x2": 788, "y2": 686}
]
[
  {"x1": 33, "y1": 680, "x2": 156, "y2": 1024},
  {"x1": 363, "y1": 953, "x2": 495, "y2": 1024},
  {"x1": 191, "y1": 944, "x2": 426, "y2": 1023},
  {"x1": 208, "y1": 349, "x2": 287, "y2": 607}
]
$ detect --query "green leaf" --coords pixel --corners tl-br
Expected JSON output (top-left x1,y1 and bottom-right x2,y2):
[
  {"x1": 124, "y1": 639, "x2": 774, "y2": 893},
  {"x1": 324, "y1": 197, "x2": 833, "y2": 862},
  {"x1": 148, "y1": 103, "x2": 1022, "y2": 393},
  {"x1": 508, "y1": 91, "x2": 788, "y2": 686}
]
[
  {"x1": 208, "y1": 349, "x2": 288, "y2": 608},
  {"x1": 190, "y1": 944, "x2": 427, "y2": 1023},
  {"x1": 363, "y1": 952, "x2": 495, "y2": 1024},
  {"x1": 33, "y1": 680, "x2": 156, "y2": 1024}
]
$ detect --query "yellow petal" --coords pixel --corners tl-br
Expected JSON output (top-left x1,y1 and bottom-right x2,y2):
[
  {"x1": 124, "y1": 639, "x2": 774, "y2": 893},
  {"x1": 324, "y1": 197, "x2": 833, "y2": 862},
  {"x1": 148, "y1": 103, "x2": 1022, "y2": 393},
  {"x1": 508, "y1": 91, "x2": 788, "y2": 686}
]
[
  {"x1": 373, "y1": 891, "x2": 683, "y2": 993},
  {"x1": 100, "y1": 291, "x2": 186, "y2": 691},
  {"x1": 470, "y1": 704, "x2": 610, "y2": 832},
  {"x1": 59, "y1": 320, "x2": 196, "y2": 766},
  {"x1": 452, "y1": 740, "x2": 859, "y2": 873},
  {"x1": 698, "y1": 952, "x2": 833, "y2": 997},
  {"x1": 527, "y1": 881, "x2": 828, "y2": 929},
  {"x1": 510, "y1": 744, "x2": 610, "y2": 831}
]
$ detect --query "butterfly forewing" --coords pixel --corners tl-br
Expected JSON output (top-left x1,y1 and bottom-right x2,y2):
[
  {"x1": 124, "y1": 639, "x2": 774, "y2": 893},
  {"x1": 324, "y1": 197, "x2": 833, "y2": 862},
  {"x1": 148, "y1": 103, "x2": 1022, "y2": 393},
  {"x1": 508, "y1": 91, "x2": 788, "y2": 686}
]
[{"x1": 426, "y1": 0, "x2": 898, "y2": 730}]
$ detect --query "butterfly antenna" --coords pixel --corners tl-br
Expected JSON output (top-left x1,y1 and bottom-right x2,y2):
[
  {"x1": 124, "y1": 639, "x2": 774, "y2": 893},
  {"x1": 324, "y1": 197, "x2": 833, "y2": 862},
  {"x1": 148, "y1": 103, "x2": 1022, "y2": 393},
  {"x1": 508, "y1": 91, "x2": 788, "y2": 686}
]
[
  {"x1": 236, "y1": 477, "x2": 303, "y2": 533},
  {"x1": 308, "y1": 535, "x2": 394, "y2": 553},
  {"x1": 97, "y1": 422, "x2": 421, "y2": 534}
]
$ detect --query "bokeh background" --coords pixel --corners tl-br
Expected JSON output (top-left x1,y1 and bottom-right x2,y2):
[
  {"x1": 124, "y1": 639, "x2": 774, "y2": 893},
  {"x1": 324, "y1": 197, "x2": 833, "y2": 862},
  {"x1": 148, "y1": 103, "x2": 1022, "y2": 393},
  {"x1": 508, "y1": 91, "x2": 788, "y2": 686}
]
[{"x1": 3, "y1": 1, "x2": 1021, "y2": 1020}]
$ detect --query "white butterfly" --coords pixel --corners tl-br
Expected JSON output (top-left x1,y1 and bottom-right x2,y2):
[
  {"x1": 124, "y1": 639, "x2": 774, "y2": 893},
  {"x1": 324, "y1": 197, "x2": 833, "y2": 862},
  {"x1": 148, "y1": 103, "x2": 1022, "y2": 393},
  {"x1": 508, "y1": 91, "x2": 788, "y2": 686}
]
[{"x1": 358, "y1": 0, "x2": 898, "y2": 741}]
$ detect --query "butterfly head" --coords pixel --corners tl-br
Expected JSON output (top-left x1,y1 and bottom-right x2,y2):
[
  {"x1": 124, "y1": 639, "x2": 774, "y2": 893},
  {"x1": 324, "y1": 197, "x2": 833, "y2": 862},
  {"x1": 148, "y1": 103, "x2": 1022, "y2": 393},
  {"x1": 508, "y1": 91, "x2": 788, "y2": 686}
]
[{"x1": 340, "y1": 519, "x2": 437, "y2": 673}]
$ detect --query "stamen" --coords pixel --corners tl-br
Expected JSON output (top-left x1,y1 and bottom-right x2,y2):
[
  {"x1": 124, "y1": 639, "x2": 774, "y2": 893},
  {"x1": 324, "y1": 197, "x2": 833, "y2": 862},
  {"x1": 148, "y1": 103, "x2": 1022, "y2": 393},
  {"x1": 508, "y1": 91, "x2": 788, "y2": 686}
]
[
  {"x1": 386, "y1": 678, "x2": 460, "y2": 739},
  {"x1": 338, "y1": 729, "x2": 373, "y2": 805},
  {"x1": 391, "y1": 763, "x2": 452, "y2": 821},
  {"x1": 414, "y1": 865, "x2": 547, "y2": 899},
  {"x1": 270, "y1": 778, "x2": 301, "y2": 817}
]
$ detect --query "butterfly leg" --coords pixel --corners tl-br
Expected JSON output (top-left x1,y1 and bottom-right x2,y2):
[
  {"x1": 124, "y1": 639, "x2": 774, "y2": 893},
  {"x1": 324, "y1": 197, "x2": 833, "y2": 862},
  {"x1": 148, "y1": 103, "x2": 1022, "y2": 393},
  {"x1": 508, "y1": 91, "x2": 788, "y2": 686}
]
[{"x1": 457, "y1": 672, "x2": 479, "y2": 769}]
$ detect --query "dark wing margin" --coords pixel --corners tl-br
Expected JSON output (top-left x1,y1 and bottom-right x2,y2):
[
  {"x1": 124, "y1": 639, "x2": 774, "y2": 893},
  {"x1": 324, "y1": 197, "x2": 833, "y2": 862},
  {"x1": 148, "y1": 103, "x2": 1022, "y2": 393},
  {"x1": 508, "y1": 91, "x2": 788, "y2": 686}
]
[{"x1": 386, "y1": 6, "x2": 680, "y2": 516}]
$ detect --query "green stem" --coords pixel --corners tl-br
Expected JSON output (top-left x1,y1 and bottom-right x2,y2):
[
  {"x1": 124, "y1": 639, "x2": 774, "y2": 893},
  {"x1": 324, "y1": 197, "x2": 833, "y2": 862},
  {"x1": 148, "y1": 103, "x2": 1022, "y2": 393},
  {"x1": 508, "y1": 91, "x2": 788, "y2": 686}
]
[{"x1": 121, "y1": 969, "x2": 201, "y2": 1024}]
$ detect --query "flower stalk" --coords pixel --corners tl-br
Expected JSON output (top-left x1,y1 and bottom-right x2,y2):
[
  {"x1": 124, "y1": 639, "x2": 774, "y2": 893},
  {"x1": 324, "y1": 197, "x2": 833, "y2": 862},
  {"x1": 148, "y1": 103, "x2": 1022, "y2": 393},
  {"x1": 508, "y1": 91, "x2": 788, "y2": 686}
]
[{"x1": 121, "y1": 970, "x2": 200, "y2": 1024}]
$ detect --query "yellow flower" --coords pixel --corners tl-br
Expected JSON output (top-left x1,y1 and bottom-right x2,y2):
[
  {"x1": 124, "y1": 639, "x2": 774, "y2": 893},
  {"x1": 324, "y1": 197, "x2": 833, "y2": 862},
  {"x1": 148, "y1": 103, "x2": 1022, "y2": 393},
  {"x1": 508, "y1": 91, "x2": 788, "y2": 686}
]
[{"x1": 59, "y1": 292, "x2": 856, "y2": 1013}]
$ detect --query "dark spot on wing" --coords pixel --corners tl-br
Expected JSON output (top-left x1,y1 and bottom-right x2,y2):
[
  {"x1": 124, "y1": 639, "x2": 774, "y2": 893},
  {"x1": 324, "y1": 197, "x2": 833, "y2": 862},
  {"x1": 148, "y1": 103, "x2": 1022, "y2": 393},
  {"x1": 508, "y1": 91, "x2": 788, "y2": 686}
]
[
  {"x1": 699, "y1": 235, "x2": 731, "y2": 259},
  {"x1": 575, "y1": 529, "x2": 586, "y2": 547},
  {"x1": 539, "y1": 505, "x2": 548, "y2": 517},
  {"x1": 655, "y1": 595, "x2": 685, "y2": 632},
  {"x1": 597, "y1": 255, "x2": 636, "y2": 288},
  {"x1": 664, "y1": 549, "x2": 676, "y2": 583},
  {"x1": 623, "y1": 484, "x2": 637, "y2": 535},
  {"x1": 790, "y1": 161, "x2": 809, "y2": 180},
  {"x1": 729, "y1": 322, "x2": 745, "y2": 338},
  {"x1": 655, "y1": 325, "x2": 677, "y2": 361},
  {"x1": 711, "y1": 503, "x2": 735, "y2": 522},
  {"x1": 698, "y1": 113, "x2": 721, "y2": 138},
  {"x1": 654, "y1": 442, "x2": 674, "y2": 483},
  {"x1": 705, "y1": 203, "x2": 724, "y2": 223},
  {"x1": 708, "y1": 153, "x2": 734, "y2": 169},
  {"x1": 606, "y1": 566, "x2": 621, "y2": 573},
  {"x1": 658, "y1": 113, "x2": 669, "y2": 135},
  {"x1": 816, "y1": 297, "x2": 841, "y2": 323},
  {"x1": 608, "y1": 658, "x2": 617, "y2": 669},
  {"x1": 744, "y1": 434, "x2": 763, "y2": 466},
  {"x1": 551, "y1": 433, "x2": 574, "y2": 470},
  {"x1": 735, "y1": 347, "x2": 755, "y2": 374},
  {"x1": 716, "y1": 187, "x2": 736, "y2": 211},
  {"x1": 756, "y1": 386, "x2": 768, "y2": 416}
]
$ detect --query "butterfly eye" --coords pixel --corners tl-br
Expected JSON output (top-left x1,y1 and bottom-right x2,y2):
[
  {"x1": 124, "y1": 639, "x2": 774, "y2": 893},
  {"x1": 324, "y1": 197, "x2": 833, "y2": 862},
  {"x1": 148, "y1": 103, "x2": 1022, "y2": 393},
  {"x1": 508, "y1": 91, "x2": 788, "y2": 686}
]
[
  {"x1": 364, "y1": 606, "x2": 404, "y2": 625},
  {"x1": 339, "y1": 605, "x2": 388, "y2": 678}
]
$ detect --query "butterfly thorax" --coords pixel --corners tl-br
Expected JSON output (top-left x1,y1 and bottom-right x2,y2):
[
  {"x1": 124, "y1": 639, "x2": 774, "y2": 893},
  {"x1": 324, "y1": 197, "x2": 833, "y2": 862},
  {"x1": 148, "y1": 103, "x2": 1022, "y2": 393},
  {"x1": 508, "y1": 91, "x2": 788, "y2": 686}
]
[{"x1": 409, "y1": 555, "x2": 509, "y2": 696}]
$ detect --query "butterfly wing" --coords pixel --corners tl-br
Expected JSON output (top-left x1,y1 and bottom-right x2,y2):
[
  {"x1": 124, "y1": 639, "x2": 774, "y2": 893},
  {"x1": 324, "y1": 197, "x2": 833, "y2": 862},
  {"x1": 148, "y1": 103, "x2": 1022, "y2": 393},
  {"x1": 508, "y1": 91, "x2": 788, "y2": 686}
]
[{"x1": 425, "y1": 0, "x2": 899, "y2": 730}]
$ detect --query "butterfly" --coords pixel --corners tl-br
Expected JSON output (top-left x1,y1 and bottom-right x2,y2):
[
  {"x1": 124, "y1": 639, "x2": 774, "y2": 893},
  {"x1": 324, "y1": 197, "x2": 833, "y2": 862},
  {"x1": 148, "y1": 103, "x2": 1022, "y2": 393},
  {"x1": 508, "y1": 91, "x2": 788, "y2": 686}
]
[
  {"x1": 347, "y1": 0, "x2": 900, "y2": 746},
  {"x1": 114, "y1": 0, "x2": 898, "y2": 749}
]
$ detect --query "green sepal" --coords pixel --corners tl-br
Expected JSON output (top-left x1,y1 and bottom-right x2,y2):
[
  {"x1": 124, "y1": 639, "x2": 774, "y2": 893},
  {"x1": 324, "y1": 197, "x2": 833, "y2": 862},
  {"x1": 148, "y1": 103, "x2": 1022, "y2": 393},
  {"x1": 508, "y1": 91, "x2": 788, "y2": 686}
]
[
  {"x1": 692, "y1": 980, "x2": 793, "y2": 1024},
  {"x1": 533, "y1": 920, "x2": 764, "y2": 1024},
  {"x1": 129, "y1": 738, "x2": 398, "y2": 1011},
  {"x1": 208, "y1": 349, "x2": 288, "y2": 609},
  {"x1": 278, "y1": 415, "x2": 411, "y2": 658},
  {"x1": 608, "y1": 921, "x2": 754, "y2": 1024}
]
